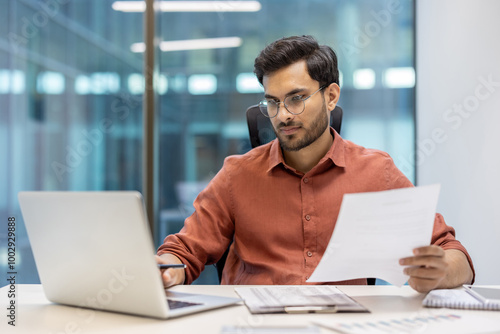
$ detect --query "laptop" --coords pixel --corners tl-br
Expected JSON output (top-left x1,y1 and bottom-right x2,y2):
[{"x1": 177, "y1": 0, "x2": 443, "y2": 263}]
[{"x1": 18, "y1": 191, "x2": 241, "y2": 319}]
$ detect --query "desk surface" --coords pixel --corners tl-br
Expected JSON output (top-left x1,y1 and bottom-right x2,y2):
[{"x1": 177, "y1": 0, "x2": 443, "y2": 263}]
[{"x1": 2, "y1": 284, "x2": 499, "y2": 333}]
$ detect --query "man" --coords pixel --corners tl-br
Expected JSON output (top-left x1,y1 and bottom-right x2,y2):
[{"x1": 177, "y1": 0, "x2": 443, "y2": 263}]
[{"x1": 157, "y1": 35, "x2": 474, "y2": 293}]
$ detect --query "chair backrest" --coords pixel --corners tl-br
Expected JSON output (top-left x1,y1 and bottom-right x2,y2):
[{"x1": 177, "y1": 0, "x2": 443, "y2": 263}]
[{"x1": 246, "y1": 104, "x2": 343, "y2": 148}]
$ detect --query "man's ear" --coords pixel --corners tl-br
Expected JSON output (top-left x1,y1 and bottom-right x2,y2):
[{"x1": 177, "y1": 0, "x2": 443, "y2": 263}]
[{"x1": 325, "y1": 83, "x2": 340, "y2": 111}]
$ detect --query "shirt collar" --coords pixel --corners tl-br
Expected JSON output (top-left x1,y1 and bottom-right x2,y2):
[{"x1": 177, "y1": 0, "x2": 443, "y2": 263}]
[{"x1": 267, "y1": 127, "x2": 346, "y2": 173}]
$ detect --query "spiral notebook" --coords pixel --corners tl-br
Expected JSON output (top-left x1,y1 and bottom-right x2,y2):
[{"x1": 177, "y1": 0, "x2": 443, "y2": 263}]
[{"x1": 423, "y1": 285, "x2": 500, "y2": 311}]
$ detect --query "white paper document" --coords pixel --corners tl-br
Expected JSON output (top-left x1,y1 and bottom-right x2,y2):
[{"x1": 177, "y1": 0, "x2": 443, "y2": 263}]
[
  {"x1": 307, "y1": 184, "x2": 441, "y2": 286},
  {"x1": 313, "y1": 311, "x2": 500, "y2": 334}
]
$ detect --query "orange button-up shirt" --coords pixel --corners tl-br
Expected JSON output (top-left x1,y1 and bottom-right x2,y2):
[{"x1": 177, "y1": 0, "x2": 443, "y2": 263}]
[{"x1": 158, "y1": 129, "x2": 474, "y2": 285}]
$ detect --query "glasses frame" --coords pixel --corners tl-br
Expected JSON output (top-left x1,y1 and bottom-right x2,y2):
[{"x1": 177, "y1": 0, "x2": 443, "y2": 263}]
[{"x1": 258, "y1": 85, "x2": 326, "y2": 118}]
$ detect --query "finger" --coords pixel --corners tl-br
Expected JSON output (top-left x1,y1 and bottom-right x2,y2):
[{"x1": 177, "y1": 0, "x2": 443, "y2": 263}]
[
  {"x1": 399, "y1": 247, "x2": 446, "y2": 267},
  {"x1": 404, "y1": 265, "x2": 446, "y2": 280},
  {"x1": 413, "y1": 245, "x2": 445, "y2": 257},
  {"x1": 400, "y1": 255, "x2": 448, "y2": 269},
  {"x1": 161, "y1": 269, "x2": 177, "y2": 288}
]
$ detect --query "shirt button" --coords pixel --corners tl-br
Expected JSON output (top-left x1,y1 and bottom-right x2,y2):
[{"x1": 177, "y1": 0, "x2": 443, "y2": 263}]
[
  {"x1": 305, "y1": 215, "x2": 311, "y2": 221},
  {"x1": 307, "y1": 251, "x2": 313, "y2": 257},
  {"x1": 303, "y1": 177, "x2": 309, "y2": 184}
]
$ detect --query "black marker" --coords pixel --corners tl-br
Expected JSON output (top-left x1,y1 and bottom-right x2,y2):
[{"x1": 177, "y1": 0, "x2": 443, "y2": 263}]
[{"x1": 158, "y1": 264, "x2": 186, "y2": 269}]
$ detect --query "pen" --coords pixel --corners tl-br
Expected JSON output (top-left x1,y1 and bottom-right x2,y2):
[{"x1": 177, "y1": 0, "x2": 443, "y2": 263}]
[
  {"x1": 284, "y1": 305, "x2": 338, "y2": 314},
  {"x1": 158, "y1": 264, "x2": 186, "y2": 269}
]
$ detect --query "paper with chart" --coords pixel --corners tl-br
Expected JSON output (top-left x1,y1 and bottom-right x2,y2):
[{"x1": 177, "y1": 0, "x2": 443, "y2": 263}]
[
  {"x1": 307, "y1": 184, "x2": 441, "y2": 286},
  {"x1": 234, "y1": 286, "x2": 368, "y2": 314},
  {"x1": 313, "y1": 312, "x2": 500, "y2": 334}
]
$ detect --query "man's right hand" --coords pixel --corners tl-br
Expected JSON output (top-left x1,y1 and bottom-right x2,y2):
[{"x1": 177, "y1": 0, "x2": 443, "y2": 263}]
[{"x1": 156, "y1": 253, "x2": 186, "y2": 288}]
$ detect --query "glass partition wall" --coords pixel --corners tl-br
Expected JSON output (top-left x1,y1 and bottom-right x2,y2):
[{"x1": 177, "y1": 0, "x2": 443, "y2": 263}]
[
  {"x1": 1, "y1": 0, "x2": 144, "y2": 283},
  {"x1": 1, "y1": 0, "x2": 415, "y2": 285}
]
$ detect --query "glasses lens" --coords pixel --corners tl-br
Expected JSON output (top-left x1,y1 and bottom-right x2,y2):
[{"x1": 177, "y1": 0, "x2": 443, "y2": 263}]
[
  {"x1": 259, "y1": 100, "x2": 277, "y2": 118},
  {"x1": 284, "y1": 95, "x2": 305, "y2": 115}
]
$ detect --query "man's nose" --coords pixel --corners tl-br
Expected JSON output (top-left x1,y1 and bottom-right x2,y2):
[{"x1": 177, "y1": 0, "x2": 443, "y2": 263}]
[{"x1": 276, "y1": 102, "x2": 293, "y2": 122}]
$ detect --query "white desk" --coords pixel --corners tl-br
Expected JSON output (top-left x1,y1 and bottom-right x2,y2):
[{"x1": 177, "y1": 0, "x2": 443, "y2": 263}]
[{"x1": 1, "y1": 284, "x2": 499, "y2": 333}]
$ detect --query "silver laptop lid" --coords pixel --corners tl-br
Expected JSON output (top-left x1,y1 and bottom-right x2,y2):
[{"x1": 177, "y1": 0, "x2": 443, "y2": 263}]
[{"x1": 18, "y1": 191, "x2": 170, "y2": 319}]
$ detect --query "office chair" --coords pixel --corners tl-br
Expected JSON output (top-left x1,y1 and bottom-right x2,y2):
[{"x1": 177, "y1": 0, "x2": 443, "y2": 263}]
[
  {"x1": 215, "y1": 105, "x2": 375, "y2": 285},
  {"x1": 246, "y1": 104, "x2": 343, "y2": 148}
]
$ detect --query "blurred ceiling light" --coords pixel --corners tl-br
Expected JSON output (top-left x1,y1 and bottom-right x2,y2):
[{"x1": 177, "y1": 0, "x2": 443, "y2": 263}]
[
  {"x1": 131, "y1": 37, "x2": 242, "y2": 53},
  {"x1": 353, "y1": 68, "x2": 376, "y2": 90},
  {"x1": 188, "y1": 74, "x2": 217, "y2": 95},
  {"x1": 0, "y1": 70, "x2": 25, "y2": 94},
  {"x1": 37, "y1": 71, "x2": 65, "y2": 95},
  {"x1": 112, "y1": 1, "x2": 261, "y2": 12},
  {"x1": 130, "y1": 43, "x2": 146, "y2": 53},
  {"x1": 236, "y1": 73, "x2": 263, "y2": 93},
  {"x1": 112, "y1": 1, "x2": 145, "y2": 12},
  {"x1": 383, "y1": 67, "x2": 415, "y2": 88}
]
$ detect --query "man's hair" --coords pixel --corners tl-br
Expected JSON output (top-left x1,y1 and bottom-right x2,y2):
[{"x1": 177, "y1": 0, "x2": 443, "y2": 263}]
[{"x1": 254, "y1": 35, "x2": 339, "y2": 87}]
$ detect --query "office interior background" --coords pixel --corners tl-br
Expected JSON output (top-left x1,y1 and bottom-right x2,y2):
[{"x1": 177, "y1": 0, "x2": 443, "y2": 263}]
[
  {"x1": 1, "y1": 0, "x2": 416, "y2": 284},
  {"x1": 2, "y1": 0, "x2": 497, "y2": 286}
]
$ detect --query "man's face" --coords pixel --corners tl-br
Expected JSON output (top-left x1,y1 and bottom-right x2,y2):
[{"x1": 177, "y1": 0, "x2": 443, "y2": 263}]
[{"x1": 262, "y1": 60, "x2": 331, "y2": 152}]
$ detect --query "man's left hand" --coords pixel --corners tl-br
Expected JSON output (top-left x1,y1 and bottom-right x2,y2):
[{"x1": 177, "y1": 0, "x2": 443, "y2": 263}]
[{"x1": 399, "y1": 245, "x2": 448, "y2": 293}]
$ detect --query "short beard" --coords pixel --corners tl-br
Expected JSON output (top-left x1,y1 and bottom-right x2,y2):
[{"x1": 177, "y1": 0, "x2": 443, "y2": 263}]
[{"x1": 275, "y1": 102, "x2": 329, "y2": 152}]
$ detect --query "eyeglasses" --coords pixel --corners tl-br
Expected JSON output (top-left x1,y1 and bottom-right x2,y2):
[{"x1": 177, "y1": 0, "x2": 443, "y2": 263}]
[{"x1": 258, "y1": 86, "x2": 326, "y2": 118}]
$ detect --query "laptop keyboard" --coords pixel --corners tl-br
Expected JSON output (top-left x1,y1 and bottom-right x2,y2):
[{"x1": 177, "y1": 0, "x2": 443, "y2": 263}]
[{"x1": 167, "y1": 299, "x2": 202, "y2": 310}]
